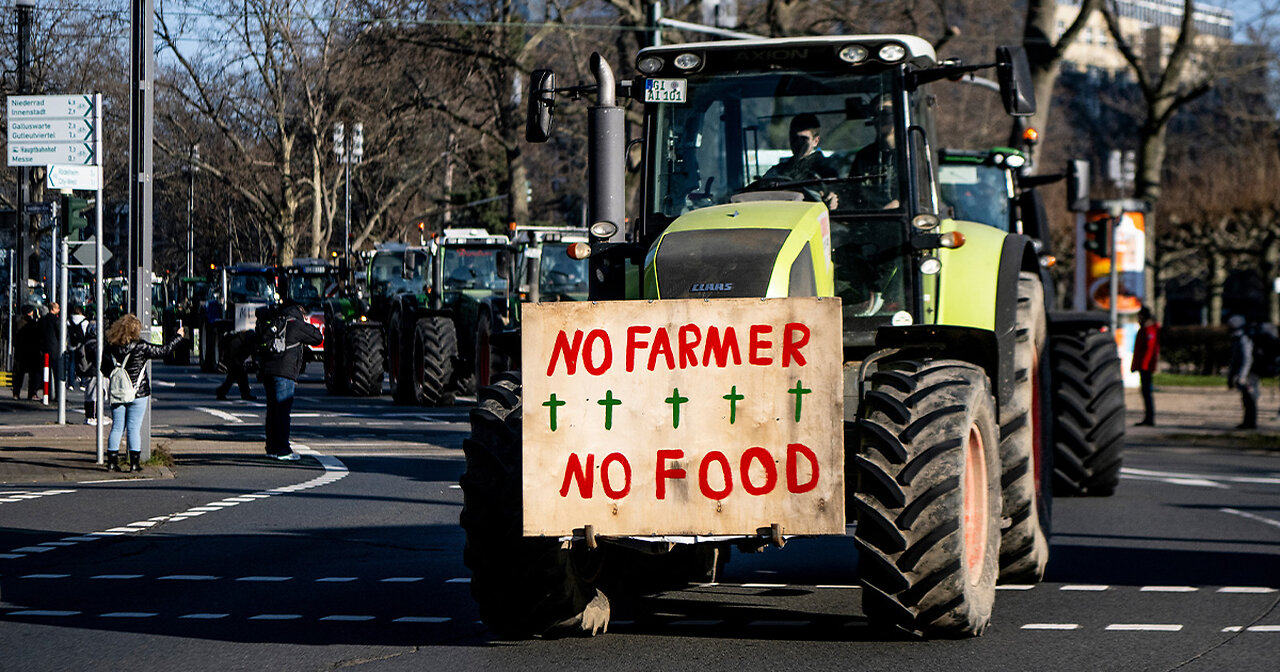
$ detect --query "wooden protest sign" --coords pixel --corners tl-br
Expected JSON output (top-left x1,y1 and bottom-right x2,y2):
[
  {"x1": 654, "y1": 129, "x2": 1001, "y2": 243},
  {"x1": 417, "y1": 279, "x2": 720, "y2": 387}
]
[{"x1": 522, "y1": 297, "x2": 844, "y2": 537}]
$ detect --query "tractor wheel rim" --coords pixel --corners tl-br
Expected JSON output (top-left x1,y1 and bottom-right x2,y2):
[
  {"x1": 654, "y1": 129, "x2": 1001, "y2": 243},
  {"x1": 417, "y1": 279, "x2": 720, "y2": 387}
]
[{"x1": 963, "y1": 421, "x2": 988, "y2": 584}]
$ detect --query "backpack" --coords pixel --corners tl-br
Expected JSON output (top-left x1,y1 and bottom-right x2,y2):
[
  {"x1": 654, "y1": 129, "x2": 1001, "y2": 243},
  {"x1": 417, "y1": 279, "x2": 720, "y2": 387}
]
[
  {"x1": 254, "y1": 307, "x2": 298, "y2": 362},
  {"x1": 107, "y1": 351, "x2": 142, "y2": 405},
  {"x1": 1250, "y1": 324, "x2": 1280, "y2": 378}
]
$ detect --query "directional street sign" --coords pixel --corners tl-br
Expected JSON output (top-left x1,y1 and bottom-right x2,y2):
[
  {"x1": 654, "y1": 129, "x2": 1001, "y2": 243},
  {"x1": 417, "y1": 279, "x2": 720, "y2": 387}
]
[
  {"x1": 9, "y1": 118, "x2": 95, "y2": 143},
  {"x1": 47, "y1": 164, "x2": 102, "y2": 190},
  {"x1": 71, "y1": 236, "x2": 112, "y2": 267},
  {"x1": 7, "y1": 94, "x2": 95, "y2": 119},
  {"x1": 6, "y1": 94, "x2": 100, "y2": 167},
  {"x1": 7, "y1": 142, "x2": 96, "y2": 166}
]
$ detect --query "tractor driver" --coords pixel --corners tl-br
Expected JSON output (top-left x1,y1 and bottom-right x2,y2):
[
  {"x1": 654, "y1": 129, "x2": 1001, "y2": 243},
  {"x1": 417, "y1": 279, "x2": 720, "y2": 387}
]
[
  {"x1": 764, "y1": 113, "x2": 840, "y2": 210},
  {"x1": 848, "y1": 98, "x2": 900, "y2": 210}
]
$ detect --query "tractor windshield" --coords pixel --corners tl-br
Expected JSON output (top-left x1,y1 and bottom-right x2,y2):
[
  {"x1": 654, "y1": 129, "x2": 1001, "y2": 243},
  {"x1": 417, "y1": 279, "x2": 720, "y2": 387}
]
[
  {"x1": 368, "y1": 249, "x2": 429, "y2": 297},
  {"x1": 939, "y1": 163, "x2": 1013, "y2": 231},
  {"x1": 287, "y1": 273, "x2": 330, "y2": 310},
  {"x1": 229, "y1": 273, "x2": 278, "y2": 303},
  {"x1": 442, "y1": 247, "x2": 504, "y2": 292},
  {"x1": 650, "y1": 68, "x2": 901, "y2": 218}
]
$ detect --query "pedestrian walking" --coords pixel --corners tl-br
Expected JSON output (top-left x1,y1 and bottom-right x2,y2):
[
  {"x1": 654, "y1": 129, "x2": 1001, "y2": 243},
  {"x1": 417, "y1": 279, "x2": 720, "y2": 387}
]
[
  {"x1": 11, "y1": 305, "x2": 42, "y2": 400},
  {"x1": 1227, "y1": 314, "x2": 1259, "y2": 430},
  {"x1": 254, "y1": 302, "x2": 321, "y2": 460},
  {"x1": 101, "y1": 314, "x2": 184, "y2": 472},
  {"x1": 1132, "y1": 305, "x2": 1160, "y2": 426},
  {"x1": 67, "y1": 306, "x2": 88, "y2": 390},
  {"x1": 38, "y1": 302, "x2": 62, "y2": 400},
  {"x1": 215, "y1": 329, "x2": 257, "y2": 401}
]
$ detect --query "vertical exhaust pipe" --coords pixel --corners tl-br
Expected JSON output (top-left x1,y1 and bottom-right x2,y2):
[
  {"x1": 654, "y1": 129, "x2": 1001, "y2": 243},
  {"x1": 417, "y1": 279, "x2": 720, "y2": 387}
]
[{"x1": 587, "y1": 53, "x2": 626, "y2": 300}]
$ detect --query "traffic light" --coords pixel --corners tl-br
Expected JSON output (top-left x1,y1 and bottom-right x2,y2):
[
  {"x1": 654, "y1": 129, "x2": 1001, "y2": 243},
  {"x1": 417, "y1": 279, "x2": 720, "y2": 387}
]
[
  {"x1": 63, "y1": 195, "x2": 93, "y2": 241},
  {"x1": 1083, "y1": 216, "x2": 1110, "y2": 257}
]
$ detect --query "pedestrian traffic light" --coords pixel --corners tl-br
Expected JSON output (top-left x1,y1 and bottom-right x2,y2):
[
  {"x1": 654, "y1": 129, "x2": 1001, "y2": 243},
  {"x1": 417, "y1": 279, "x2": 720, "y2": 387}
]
[
  {"x1": 63, "y1": 195, "x2": 93, "y2": 241},
  {"x1": 1083, "y1": 216, "x2": 1110, "y2": 257}
]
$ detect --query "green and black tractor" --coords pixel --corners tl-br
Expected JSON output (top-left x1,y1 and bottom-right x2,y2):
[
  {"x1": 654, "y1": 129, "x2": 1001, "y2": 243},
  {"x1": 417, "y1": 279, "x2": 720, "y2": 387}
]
[
  {"x1": 198, "y1": 264, "x2": 279, "y2": 373},
  {"x1": 939, "y1": 147, "x2": 1126, "y2": 496}
]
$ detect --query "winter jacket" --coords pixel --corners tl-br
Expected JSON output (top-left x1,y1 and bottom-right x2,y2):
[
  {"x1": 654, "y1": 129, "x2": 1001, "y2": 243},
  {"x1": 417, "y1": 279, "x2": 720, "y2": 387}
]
[
  {"x1": 101, "y1": 337, "x2": 182, "y2": 399},
  {"x1": 256, "y1": 304, "x2": 322, "y2": 380},
  {"x1": 1131, "y1": 322, "x2": 1160, "y2": 373}
]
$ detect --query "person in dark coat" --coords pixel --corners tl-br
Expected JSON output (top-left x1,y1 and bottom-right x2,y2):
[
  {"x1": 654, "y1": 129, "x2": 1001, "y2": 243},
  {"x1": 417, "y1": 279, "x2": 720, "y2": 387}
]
[
  {"x1": 11, "y1": 305, "x2": 42, "y2": 399},
  {"x1": 255, "y1": 303, "x2": 321, "y2": 460},
  {"x1": 215, "y1": 329, "x2": 257, "y2": 401},
  {"x1": 101, "y1": 313, "x2": 184, "y2": 472},
  {"x1": 38, "y1": 301, "x2": 62, "y2": 399},
  {"x1": 1227, "y1": 315, "x2": 1259, "y2": 430}
]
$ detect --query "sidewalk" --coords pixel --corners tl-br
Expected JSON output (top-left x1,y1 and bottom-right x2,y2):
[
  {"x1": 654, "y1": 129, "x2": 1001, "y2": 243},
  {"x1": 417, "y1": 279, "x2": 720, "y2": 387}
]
[{"x1": 3, "y1": 384, "x2": 1278, "y2": 485}]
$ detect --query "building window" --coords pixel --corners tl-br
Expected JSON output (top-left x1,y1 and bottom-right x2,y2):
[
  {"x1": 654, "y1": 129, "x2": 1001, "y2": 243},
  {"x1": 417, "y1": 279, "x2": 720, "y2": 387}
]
[{"x1": 1085, "y1": 27, "x2": 1093, "y2": 44}]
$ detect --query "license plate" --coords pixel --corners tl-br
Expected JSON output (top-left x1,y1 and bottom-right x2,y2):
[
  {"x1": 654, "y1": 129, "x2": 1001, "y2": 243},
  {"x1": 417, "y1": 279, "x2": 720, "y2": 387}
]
[{"x1": 644, "y1": 78, "x2": 687, "y2": 103}]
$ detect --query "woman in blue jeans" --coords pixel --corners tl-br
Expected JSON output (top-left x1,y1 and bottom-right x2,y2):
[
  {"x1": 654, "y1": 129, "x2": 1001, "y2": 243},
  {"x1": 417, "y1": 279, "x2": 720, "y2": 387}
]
[{"x1": 102, "y1": 314, "x2": 184, "y2": 472}]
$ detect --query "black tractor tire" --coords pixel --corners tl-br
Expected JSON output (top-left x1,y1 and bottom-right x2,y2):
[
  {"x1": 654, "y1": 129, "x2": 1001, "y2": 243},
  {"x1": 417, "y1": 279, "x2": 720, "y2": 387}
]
[
  {"x1": 1049, "y1": 325, "x2": 1126, "y2": 496},
  {"x1": 388, "y1": 309, "x2": 415, "y2": 405},
  {"x1": 413, "y1": 316, "x2": 457, "y2": 406},
  {"x1": 460, "y1": 372, "x2": 610, "y2": 638},
  {"x1": 998, "y1": 273, "x2": 1052, "y2": 584},
  {"x1": 345, "y1": 327, "x2": 384, "y2": 397},
  {"x1": 474, "y1": 309, "x2": 510, "y2": 389},
  {"x1": 854, "y1": 359, "x2": 1002, "y2": 638},
  {"x1": 323, "y1": 320, "x2": 348, "y2": 395}
]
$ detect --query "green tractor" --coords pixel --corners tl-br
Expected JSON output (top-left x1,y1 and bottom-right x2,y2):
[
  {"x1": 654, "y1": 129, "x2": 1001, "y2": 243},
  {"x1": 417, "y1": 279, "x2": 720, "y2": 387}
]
[
  {"x1": 320, "y1": 244, "x2": 417, "y2": 398},
  {"x1": 198, "y1": 264, "x2": 279, "y2": 373},
  {"x1": 938, "y1": 147, "x2": 1126, "y2": 497},
  {"x1": 461, "y1": 36, "x2": 1071, "y2": 640},
  {"x1": 163, "y1": 275, "x2": 212, "y2": 364}
]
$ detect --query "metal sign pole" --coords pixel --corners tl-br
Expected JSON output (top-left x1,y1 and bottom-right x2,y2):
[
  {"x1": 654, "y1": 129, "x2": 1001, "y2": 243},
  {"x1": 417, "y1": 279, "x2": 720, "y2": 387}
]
[
  {"x1": 58, "y1": 237, "x2": 68, "y2": 424},
  {"x1": 95, "y1": 93, "x2": 105, "y2": 463}
]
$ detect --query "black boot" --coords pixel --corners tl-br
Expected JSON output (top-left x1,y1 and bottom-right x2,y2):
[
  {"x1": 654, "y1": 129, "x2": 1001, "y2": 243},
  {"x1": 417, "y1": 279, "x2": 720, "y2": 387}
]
[
  {"x1": 129, "y1": 452, "x2": 142, "y2": 473},
  {"x1": 106, "y1": 452, "x2": 122, "y2": 472}
]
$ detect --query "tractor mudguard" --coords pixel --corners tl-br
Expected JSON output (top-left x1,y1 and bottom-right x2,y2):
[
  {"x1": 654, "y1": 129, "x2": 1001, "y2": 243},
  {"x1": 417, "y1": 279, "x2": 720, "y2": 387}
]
[{"x1": 934, "y1": 221, "x2": 1039, "y2": 409}]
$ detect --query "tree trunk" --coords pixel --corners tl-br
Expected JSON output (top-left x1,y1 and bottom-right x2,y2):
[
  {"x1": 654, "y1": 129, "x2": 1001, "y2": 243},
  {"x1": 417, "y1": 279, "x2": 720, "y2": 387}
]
[{"x1": 1208, "y1": 247, "x2": 1226, "y2": 327}]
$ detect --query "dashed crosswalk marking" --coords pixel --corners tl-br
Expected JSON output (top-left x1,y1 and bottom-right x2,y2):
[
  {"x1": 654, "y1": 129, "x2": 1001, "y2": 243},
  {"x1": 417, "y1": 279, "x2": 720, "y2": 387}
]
[
  {"x1": 320, "y1": 615, "x2": 376, "y2": 622},
  {"x1": 0, "y1": 489, "x2": 76, "y2": 506},
  {"x1": 1022, "y1": 623, "x2": 1080, "y2": 630},
  {"x1": 1140, "y1": 586, "x2": 1198, "y2": 592},
  {"x1": 249, "y1": 614, "x2": 303, "y2": 621},
  {"x1": 100, "y1": 612, "x2": 157, "y2": 618},
  {"x1": 1106, "y1": 624, "x2": 1184, "y2": 632},
  {"x1": 179, "y1": 613, "x2": 228, "y2": 620},
  {"x1": 1061, "y1": 585, "x2": 1110, "y2": 591},
  {"x1": 1217, "y1": 586, "x2": 1276, "y2": 594},
  {"x1": 237, "y1": 576, "x2": 292, "y2": 582}
]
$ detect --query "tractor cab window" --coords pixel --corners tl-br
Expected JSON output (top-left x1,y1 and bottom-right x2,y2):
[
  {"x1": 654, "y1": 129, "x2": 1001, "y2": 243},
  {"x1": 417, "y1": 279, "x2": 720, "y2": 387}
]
[
  {"x1": 369, "y1": 250, "x2": 429, "y2": 296},
  {"x1": 229, "y1": 274, "x2": 278, "y2": 303},
  {"x1": 443, "y1": 247, "x2": 503, "y2": 292},
  {"x1": 650, "y1": 68, "x2": 902, "y2": 217},
  {"x1": 287, "y1": 274, "x2": 328, "y2": 309},
  {"x1": 938, "y1": 164, "x2": 1013, "y2": 231},
  {"x1": 538, "y1": 243, "x2": 589, "y2": 300}
]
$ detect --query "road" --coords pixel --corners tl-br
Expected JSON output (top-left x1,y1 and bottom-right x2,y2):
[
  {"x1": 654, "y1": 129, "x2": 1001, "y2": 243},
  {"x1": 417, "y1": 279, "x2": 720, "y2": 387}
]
[{"x1": 1, "y1": 365, "x2": 1278, "y2": 671}]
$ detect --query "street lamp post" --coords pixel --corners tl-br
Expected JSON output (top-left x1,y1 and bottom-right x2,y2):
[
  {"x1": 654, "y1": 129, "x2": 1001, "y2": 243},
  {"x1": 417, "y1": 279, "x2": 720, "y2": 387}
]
[
  {"x1": 332, "y1": 122, "x2": 363, "y2": 271},
  {"x1": 186, "y1": 144, "x2": 199, "y2": 278}
]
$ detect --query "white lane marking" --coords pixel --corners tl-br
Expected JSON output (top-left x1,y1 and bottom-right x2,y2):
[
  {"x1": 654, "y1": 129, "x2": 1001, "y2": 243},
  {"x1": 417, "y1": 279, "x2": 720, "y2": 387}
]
[
  {"x1": 1220, "y1": 508, "x2": 1280, "y2": 531},
  {"x1": 1140, "y1": 586, "x2": 1198, "y2": 592},
  {"x1": 22, "y1": 574, "x2": 70, "y2": 579},
  {"x1": 320, "y1": 615, "x2": 376, "y2": 622},
  {"x1": 1123, "y1": 467, "x2": 1280, "y2": 488},
  {"x1": 997, "y1": 584, "x2": 1036, "y2": 591},
  {"x1": 381, "y1": 577, "x2": 423, "y2": 583},
  {"x1": 194, "y1": 406, "x2": 243, "y2": 423},
  {"x1": 9, "y1": 610, "x2": 80, "y2": 617},
  {"x1": 317, "y1": 577, "x2": 357, "y2": 582},
  {"x1": 153, "y1": 381, "x2": 176, "y2": 387},
  {"x1": 1106, "y1": 624, "x2": 1184, "y2": 632},
  {"x1": 1248, "y1": 625, "x2": 1280, "y2": 632},
  {"x1": 249, "y1": 614, "x2": 303, "y2": 621},
  {"x1": 158, "y1": 575, "x2": 220, "y2": 581},
  {"x1": 180, "y1": 613, "x2": 229, "y2": 619},
  {"x1": 237, "y1": 576, "x2": 292, "y2": 582},
  {"x1": 38, "y1": 542, "x2": 76, "y2": 547},
  {"x1": 392, "y1": 617, "x2": 451, "y2": 623},
  {"x1": 1219, "y1": 587, "x2": 1277, "y2": 594},
  {"x1": 92, "y1": 575, "x2": 143, "y2": 580},
  {"x1": 1022, "y1": 623, "x2": 1080, "y2": 630},
  {"x1": 1061, "y1": 585, "x2": 1110, "y2": 591},
  {"x1": 741, "y1": 583, "x2": 786, "y2": 588},
  {"x1": 1223, "y1": 626, "x2": 1243, "y2": 632},
  {"x1": 816, "y1": 585, "x2": 859, "y2": 589},
  {"x1": 100, "y1": 612, "x2": 157, "y2": 618},
  {"x1": 0, "y1": 445, "x2": 349, "y2": 562}
]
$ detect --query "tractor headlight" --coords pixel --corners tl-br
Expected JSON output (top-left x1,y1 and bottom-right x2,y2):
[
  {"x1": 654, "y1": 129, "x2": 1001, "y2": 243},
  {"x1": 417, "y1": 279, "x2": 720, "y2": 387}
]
[
  {"x1": 911, "y1": 213, "x2": 941, "y2": 231},
  {"x1": 878, "y1": 43, "x2": 907, "y2": 63},
  {"x1": 920, "y1": 256, "x2": 942, "y2": 275},
  {"x1": 673, "y1": 53, "x2": 702, "y2": 70},
  {"x1": 637, "y1": 56, "x2": 664, "y2": 74}
]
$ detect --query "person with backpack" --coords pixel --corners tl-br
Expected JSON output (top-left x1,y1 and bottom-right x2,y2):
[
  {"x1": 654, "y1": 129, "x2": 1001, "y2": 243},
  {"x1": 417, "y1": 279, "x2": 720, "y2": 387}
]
[
  {"x1": 215, "y1": 329, "x2": 257, "y2": 401},
  {"x1": 1227, "y1": 315, "x2": 1259, "y2": 430},
  {"x1": 77, "y1": 316, "x2": 109, "y2": 426},
  {"x1": 254, "y1": 302, "x2": 321, "y2": 461},
  {"x1": 66, "y1": 306, "x2": 88, "y2": 391},
  {"x1": 101, "y1": 313, "x2": 184, "y2": 472}
]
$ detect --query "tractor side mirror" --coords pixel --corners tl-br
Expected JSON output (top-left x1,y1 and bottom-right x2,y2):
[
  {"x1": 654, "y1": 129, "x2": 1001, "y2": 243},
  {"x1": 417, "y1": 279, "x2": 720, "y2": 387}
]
[
  {"x1": 526, "y1": 69, "x2": 557, "y2": 143},
  {"x1": 1067, "y1": 159, "x2": 1090, "y2": 211},
  {"x1": 995, "y1": 46, "x2": 1036, "y2": 117},
  {"x1": 496, "y1": 249, "x2": 512, "y2": 280}
]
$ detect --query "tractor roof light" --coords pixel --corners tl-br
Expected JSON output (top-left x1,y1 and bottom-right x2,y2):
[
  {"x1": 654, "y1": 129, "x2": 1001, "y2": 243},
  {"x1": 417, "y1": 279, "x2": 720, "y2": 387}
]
[
  {"x1": 1004, "y1": 154, "x2": 1026, "y2": 168},
  {"x1": 567, "y1": 242, "x2": 592, "y2": 259},
  {"x1": 637, "y1": 56, "x2": 664, "y2": 74},
  {"x1": 1022, "y1": 127, "x2": 1040, "y2": 145},
  {"x1": 838, "y1": 44, "x2": 869, "y2": 64},
  {"x1": 878, "y1": 43, "x2": 907, "y2": 63},
  {"x1": 673, "y1": 52, "x2": 701, "y2": 70},
  {"x1": 911, "y1": 213, "x2": 941, "y2": 231}
]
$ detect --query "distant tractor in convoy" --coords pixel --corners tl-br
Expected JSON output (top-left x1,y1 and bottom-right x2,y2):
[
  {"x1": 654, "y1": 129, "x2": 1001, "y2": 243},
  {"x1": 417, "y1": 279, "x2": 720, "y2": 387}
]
[
  {"x1": 280, "y1": 258, "x2": 339, "y2": 365},
  {"x1": 939, "y1": 147, "x2": 1126, "y2": 496},
  {"x1": 164, "y1": 275, "x2": 212, "y2": 365},
  {"x1": 199, "y1": 264, "x2": 279, "y2": 373},
  {"x1": 459, "y1": 36, "x2": 1073, "y2": 640}
]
